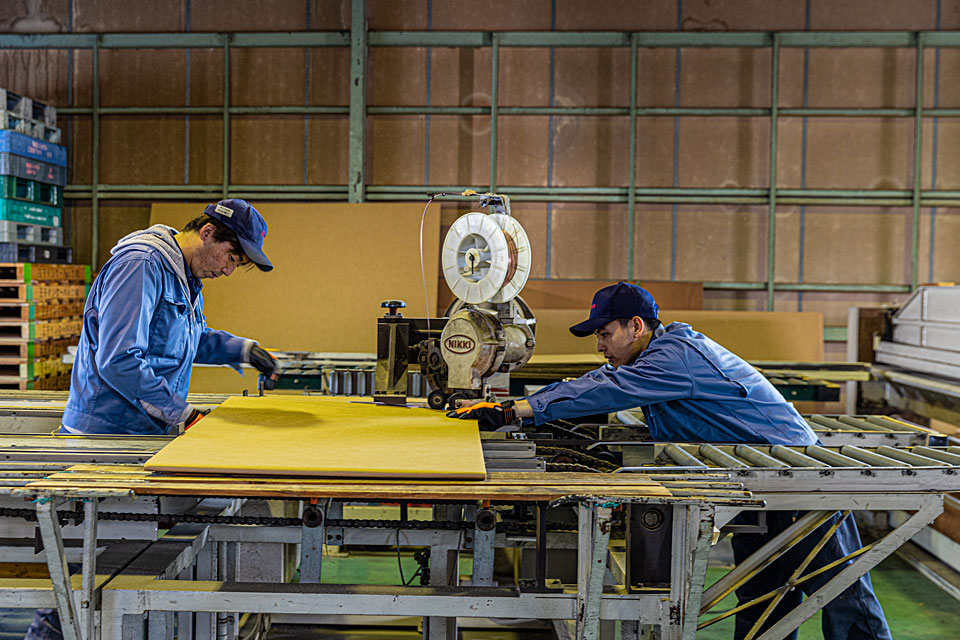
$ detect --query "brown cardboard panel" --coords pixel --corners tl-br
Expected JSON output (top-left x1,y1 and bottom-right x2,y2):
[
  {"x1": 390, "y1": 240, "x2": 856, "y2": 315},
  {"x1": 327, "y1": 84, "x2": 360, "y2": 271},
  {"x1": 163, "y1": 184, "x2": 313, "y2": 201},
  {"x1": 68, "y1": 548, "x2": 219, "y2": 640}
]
[
  {"x1": 932, "y1": 209, "x2": 960, "y2": 282},
  {"x1": 368, "y1": 0, "x2": 428, "y2": 29},
  {"x1": 428, "y1": 48, "x2": 492, "y2": 107},
  {"x1": 675, "y1": 205, "x2": 766, "y2": 283},
  {"x1": 309, "y1": 0, "x2": 351, "y2": 30},
  {"x1": 802, "y1": 118, "x2": 913, "y2": 189},
  {"x1": 702, "y1": 290, "x2": 766, "y2": 312},
  {"x1": 679, "y1": 49, "x2": 771, "y2": 108},
  {"x1": 72, "y1": 0, "x2": 184, "y2": 31},
  {"x1": 190, "y1": 0, "x2": 308, "y2": 31},
  {"x1": 69, "y1": 203, "x2": 93, "y2": 267},
  {"x1": 681, "y1": 0, "x2": 806, "y2": 31},
  {"x1": 777, "y1": 48, "x2": 805, "y2": 109},
  {"x1": 100, "y1": 117, "x2": 185, "y2": 184},
  {"x1": 774, "y1": 206, "x2": 801, "y2": 283},
  {"x1": 308, "y1": 49, "x2": 350, "y2": 106},
  {"x1": 369, "y1": 48, "x2": 427, "y2": 106},
  {"x1": 231, "y1": 116, "x2": 304, "y2": 184},
  {"x1": 425, "y1": 116, "x2": 491, "y2": 187},
  {"x1": 150, "y1": 202, "x2": 441, "y2": 353},
  {"x1": 72, "y1": 50, "x2": 94, "y2": 107},
  {"x1": 187, "y1": 116, "x2": 225, "y2": 185},
  {"x1": 68, "y1": 117, "x2": 93, "y2": 185},
  {"x1": 188, "y1": 50, "x2": 225, "y2": 107},
  {"x1": 100, "y1": 50, "x2": 185, "y2": 107},
  {"x1": 556, "y1": 0, "x2": 676, "y2": 30},
  {"x1": 231, "y1": 49, "x2": 305, "y2": 106},
  {"x1": 637, "y1": 48, "x2": 679, "y2": 108},
  {"x1": 500, "y1": 49, "x2": 551, "y2": 107},
  {"x1": 435, "y1": 278, "x2": 701, "y2": 319},
  {"x1": 0, "y1": 50, "x2": 71, "y2": 105},
  {"x1": 804, "y1": 49, "x2": 916, "y2": 108},
  {"x1": 800, "y1": 207, "x2": 911, "y2": 284},
  {"x1": 370, "y1": 116, "x2": 425, "y2": 185},
  {"x1": 307, "y1": 116, "x2": 349, "y2": 184},
  {"x1": 432, "y1": 0, "x2": 552, "y2": 30},
  {"x1": 774, "y1": 291, "x2": 910, "y2": 328},
  {"x1": 635, "y1": 117, "x2": 676, "y2": 188},
  {"x1": 927, "y1": 50, "x2": 960, "y2": 108},
  {"x1": 632, "y1": 205, "x2": 674, "y2": 281},
  {"x1": 497, "y1": 116, "x2": 548, "y2": 186},
  {"x1": 555, "y1": 48, "x2": 630, "y2": 108},
  {"x1": 0, "y1": 0, "x2": 67, "y2": 32},
  {"x1": 188, "y1": 366, "x2": 260, "y2": 395},
  {"x1": 774, "y1": 118, "x2": 804, "y2": 188},
  {"x1": 526, "y1": 280, "x2": 701, "y2": 310},
  {"x1": 532, "y1": 308, "x2": 823, "y2": 361},
  {"x1": 95, "y1": 201, "x2": 154, "y2": 261},
  {"x1": 809, "y1": 0, "x2": 938, "y2": 30},
  {"x1": 678, "y1": 118, "x2": 769, "y2": 188},
  {"x1": 549, "y1": 203, "x2": 628, "y2": 279},
  {"x1": 553, "y1": 116, "x2": 630, "y2": 187},
  {"x1": 512, "y1": 202, "x2": 548, "y2": 280},
  {"x1": 931, "y1": 120, "x2": 960, "y2": 189}
]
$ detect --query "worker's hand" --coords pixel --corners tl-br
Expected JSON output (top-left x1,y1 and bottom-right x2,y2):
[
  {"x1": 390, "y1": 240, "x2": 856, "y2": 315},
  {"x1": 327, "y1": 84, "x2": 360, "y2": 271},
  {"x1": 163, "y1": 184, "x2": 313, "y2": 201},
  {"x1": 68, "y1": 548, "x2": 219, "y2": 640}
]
[
  {"x1": 249, "y1": 345, "x2": 280, "y2": 390},
  {"x1": 446, "y1": 401, "x2": 517, "y2": 431},
  {"x1": 183, "y1": 406, "x2": 211, "y2": 430}
]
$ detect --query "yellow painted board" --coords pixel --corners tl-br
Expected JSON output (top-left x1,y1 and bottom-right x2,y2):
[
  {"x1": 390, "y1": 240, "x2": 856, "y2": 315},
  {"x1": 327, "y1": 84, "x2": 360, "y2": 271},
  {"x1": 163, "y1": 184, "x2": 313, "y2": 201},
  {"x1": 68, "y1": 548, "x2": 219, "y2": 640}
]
[{"x1": 144, "y1": 396, "x2": 486, "y2": 480}]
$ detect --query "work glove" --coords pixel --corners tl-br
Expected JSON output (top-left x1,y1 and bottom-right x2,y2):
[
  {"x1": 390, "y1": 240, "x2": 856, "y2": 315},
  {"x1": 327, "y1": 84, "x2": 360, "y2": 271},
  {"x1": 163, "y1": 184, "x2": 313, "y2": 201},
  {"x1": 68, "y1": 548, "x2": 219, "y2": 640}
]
[
  {"x1": 181, "y1": 406, "x2": 211, "y2": 432},
  {"x1": 249, "y1": 345, "x2": 280, "y2": 390},
  {"x1": 447, "y1": 401, "x2": 517, "y2": 432}
]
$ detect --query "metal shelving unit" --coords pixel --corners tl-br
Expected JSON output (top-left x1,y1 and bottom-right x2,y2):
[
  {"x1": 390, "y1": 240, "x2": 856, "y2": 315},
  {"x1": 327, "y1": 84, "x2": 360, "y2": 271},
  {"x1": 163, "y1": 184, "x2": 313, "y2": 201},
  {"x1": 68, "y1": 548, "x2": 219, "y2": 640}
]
[{"x1": 1, "y1": 6, "x2": 955, "y2": 311}]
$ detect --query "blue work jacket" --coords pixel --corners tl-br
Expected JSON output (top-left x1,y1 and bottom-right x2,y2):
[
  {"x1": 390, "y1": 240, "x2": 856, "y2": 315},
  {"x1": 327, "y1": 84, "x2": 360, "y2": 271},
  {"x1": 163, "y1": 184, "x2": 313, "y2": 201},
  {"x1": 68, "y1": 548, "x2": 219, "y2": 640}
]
[
  {"x1": 63, "y1": 225, "x2": 250, "y2": 435},
  {"x1": 525, "y1": 322, "x2": 817, "y2": 445}
]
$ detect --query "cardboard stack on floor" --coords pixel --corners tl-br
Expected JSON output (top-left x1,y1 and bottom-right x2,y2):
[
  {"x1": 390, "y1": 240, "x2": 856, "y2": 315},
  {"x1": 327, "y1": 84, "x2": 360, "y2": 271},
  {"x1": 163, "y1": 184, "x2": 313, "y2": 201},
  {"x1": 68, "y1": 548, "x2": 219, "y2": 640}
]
[{"x1": 0, "y1": 88, "x2": 70, "y2": 264}]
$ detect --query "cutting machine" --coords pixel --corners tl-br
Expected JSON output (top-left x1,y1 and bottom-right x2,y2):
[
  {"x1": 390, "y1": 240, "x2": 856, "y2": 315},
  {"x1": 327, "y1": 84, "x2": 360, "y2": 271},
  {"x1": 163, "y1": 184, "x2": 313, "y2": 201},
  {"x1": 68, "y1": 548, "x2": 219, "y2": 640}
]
[{"x1": 374, "y1": 192, "x2": 536, "y2": 409}]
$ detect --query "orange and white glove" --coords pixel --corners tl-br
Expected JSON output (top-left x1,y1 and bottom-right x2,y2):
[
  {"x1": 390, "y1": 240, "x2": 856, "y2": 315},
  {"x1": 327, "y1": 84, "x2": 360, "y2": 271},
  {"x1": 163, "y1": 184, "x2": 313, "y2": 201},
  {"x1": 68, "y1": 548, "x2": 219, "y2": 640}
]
[{"x1": 446, "y1": 401, "x2": 517, "y2": 431}]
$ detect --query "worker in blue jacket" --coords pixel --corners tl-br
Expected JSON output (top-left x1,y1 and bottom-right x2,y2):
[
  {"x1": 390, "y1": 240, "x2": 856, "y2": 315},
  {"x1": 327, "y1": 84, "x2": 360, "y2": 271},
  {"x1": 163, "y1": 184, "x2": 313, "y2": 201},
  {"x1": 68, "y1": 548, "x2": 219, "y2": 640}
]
[
  {"x1": 24, "y1": 200, "x2": 283, "y2": 639},
  {"x1": 61, "y1": 198, "x2": 280, "y2": 436},
  {"x1": 452, "y1": 282, "x2": 891, "y2": 640}
]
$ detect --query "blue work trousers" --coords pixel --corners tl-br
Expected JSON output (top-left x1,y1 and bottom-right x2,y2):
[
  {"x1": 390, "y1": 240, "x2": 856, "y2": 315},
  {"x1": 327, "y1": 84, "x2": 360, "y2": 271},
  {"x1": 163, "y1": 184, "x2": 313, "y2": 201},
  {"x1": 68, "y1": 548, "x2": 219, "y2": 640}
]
[{"x1": 730, "y1": 511, "x2": 892, "y2": 640}]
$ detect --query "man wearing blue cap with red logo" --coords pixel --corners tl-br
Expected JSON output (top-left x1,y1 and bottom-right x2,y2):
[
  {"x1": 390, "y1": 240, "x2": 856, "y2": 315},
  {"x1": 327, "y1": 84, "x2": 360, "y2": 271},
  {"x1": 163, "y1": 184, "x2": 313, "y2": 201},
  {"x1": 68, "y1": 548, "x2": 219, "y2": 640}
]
[
  {"x1": 59, "y1": 198, "x2": 280, "y2": 437},
  {"x1": 25, "y1": 200, "x2": 283, "y2": 640},
  {"x1": 452, "y1": 281, "x2": 891, "y2": 640}
]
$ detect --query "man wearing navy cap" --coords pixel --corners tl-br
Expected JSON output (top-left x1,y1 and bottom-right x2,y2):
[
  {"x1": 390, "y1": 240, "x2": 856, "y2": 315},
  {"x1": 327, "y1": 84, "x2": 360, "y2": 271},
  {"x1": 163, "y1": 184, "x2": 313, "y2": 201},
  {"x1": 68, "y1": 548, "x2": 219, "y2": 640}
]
[
  {"x1": 59, "y1": 198, "x2": 280, "y2": 437},
  {"x1": 452, "y1": 281, "x2": 891, "y2": 640}
]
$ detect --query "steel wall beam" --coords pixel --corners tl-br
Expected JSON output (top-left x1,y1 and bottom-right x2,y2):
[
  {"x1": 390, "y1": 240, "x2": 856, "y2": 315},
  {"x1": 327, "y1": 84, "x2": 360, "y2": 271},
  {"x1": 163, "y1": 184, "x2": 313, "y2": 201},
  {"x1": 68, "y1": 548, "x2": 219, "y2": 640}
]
[{"x1": 348, "y1": 0, "x2": 367, "y2": 203}]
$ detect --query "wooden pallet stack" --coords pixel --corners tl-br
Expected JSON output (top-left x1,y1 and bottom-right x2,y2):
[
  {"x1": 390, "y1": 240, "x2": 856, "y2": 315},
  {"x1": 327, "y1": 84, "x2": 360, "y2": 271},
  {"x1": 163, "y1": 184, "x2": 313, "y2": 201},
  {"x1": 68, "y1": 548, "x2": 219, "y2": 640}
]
[{"x1": 0, "y1": 262, "x2": 89, "y2": 390}]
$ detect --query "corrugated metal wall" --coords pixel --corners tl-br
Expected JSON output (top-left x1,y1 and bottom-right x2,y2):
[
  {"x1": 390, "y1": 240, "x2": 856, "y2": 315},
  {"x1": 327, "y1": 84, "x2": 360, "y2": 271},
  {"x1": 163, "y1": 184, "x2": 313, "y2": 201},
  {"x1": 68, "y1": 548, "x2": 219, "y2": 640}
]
[{"x1": 1, "y1": 0, "x2": 959, "y2": 358}]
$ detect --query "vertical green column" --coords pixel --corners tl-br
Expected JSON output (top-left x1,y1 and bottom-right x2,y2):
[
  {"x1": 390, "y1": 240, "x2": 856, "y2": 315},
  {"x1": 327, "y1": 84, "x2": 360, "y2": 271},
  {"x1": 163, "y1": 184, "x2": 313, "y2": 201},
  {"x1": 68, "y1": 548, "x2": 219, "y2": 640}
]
[
  {"x1": 91, "y1": 36, "x2": 100, "y2": 271},
  {"x1": 222, "y1": 34, "x2": 231, "y2": 198},
  {"x1": 626, "y1": 34, "x2": 638, "y2": 279},
  {"x1": 766, "y1": 35, "x2": 780, "y2": 311},
  {"x1": 348, "y1": 0, "x2": 367, "y2": 203},
  {"x1": 489, "y1": 32, "x2": 500, "y2": 193},
  {"x1": 911, "y1": 34, "x2": 924, "y2": 291}
]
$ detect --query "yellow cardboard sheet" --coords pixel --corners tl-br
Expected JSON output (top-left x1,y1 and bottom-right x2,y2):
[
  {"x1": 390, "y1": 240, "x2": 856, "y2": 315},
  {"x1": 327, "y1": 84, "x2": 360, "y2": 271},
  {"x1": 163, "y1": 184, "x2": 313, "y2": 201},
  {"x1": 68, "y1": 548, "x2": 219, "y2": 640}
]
[{"x1": 144, "y1": 396, "x2": 486, "y2": 480}]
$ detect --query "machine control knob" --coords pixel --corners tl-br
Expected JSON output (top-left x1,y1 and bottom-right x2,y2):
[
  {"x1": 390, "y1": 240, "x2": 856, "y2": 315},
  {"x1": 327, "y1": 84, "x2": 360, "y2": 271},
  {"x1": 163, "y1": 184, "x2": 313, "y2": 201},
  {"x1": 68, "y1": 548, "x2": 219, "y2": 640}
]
[{"x1": 380, "y1": 299, "x2": 406, "y2": 317}]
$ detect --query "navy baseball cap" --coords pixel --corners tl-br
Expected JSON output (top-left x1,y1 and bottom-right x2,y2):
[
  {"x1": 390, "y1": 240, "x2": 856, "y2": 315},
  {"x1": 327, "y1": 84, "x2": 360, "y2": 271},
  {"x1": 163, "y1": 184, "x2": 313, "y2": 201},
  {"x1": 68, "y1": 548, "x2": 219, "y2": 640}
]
[
  {"x1": 202, "y1": 199, "x2": 273, "y2": 272},
  {"x1": 569, "y1": 282, "x2": 659, "y2": 337}
]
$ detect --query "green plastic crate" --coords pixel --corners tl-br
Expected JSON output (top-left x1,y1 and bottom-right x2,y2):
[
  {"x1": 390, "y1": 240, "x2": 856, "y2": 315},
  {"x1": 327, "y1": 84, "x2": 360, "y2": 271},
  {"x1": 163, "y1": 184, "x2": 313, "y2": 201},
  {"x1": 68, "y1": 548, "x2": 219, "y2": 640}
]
[{"x1": 0, "y1": 197, "x2": 61, "y2": 227}]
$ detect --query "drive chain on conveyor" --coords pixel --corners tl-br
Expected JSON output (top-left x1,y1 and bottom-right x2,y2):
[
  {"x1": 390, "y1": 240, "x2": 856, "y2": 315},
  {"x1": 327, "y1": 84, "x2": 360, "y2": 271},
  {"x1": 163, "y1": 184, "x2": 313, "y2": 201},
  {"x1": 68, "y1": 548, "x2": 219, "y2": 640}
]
[
  {"x1": 0, "y1": 507, "x2": 603, "y2": 535},
  {"x1": 537, "y1": 446, "x2": 618, "y2": 472}
]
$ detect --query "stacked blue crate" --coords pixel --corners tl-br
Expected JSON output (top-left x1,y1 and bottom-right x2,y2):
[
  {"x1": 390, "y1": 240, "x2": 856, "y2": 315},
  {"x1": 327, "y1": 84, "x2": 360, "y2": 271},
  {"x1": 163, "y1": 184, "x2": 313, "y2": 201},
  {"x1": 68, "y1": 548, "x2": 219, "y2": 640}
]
[{"x1": 0, "y1": 88, "x2": 69, "y2": 264}]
